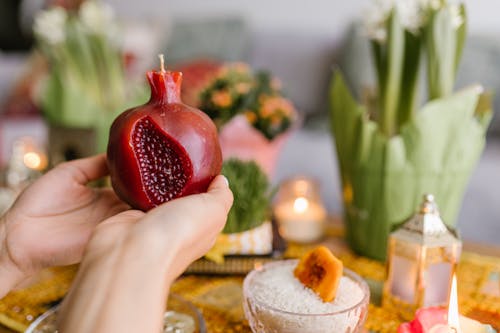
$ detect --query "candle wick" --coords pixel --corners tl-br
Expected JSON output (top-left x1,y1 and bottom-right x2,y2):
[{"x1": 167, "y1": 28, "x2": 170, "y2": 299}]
[{"x1": 158, "y1": 54, "x2": 166, "y2": 73}]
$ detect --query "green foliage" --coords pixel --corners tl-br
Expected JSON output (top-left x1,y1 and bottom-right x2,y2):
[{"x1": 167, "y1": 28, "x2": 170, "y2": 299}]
[
  {"x1": 198, "y1": 64, "x2": 296, "y2": 140},
  {"x1": 221, "y1": 159, "x2": 272, "y2": 234},
  {"x1": 33, "y1": 2, "x2": 148, "y2": 152}
]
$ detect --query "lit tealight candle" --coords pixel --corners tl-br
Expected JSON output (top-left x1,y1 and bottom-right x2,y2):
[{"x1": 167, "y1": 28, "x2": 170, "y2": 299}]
[
  {"x1": 274, "y1": 177, "x2": 326, "y2": 243},
  {"x1": 398, "y1": 274, "x2": 495, "y2": 333},
  {"x1": 428, "y1": 275, "x2": 461, "y2": 332}
]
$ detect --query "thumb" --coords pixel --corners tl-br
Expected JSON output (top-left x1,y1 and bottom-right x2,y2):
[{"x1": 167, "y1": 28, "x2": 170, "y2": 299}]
[{"x1": 205, "y1": 175, "x2": 233, "y2": 214}]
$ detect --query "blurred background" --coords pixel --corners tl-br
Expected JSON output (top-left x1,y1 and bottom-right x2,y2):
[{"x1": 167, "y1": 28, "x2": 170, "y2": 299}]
[{"x1": 0, "y1": 0, "x2": 499, "y2": 244}]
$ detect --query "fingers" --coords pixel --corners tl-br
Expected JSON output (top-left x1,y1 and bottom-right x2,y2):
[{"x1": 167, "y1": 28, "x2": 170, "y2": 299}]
[
  {"x1": 138, "y1": 175, "x2": 233, "y2": 241},
  {"x1": 57, "y1": 154, "x2": 109, "y2": 184}
]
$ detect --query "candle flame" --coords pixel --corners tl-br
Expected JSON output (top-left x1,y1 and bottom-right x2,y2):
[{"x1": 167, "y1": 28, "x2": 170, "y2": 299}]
[
  {"x1": 447, "y1": 274, "x2": 461, "y2": 332},
  {"x1": 293, "y1": 197, "x2": 309, "y2": 213},
  {"x1": 24, "y1": 152, "x2": 41, "y2": 169},
  {"x1": 23, "y1": 151, "x2": 47, "y2": 171}
]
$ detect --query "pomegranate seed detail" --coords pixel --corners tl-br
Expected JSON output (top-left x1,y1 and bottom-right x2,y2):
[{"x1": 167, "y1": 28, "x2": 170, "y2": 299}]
[{"x1": 132, "y1": 117, "x2": 192, "y2": 206}]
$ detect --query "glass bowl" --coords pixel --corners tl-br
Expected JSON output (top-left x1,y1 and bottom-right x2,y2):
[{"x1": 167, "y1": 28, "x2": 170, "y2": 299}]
[
  {"x1": 243, "y1": 260, "x2": 370, "y2": 333},
  {"x1": 25, "y1": 293, "x2": 206, "y2": 333}
]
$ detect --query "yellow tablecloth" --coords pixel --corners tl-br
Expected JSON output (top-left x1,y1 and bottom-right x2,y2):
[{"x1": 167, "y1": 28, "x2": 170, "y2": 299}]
[{"x1": 1, "y1": 237, "x2": 499, "y2": 332}]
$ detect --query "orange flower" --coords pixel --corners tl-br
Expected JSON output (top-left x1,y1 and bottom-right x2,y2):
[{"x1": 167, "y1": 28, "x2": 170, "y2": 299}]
[
  {"x1": 244, "y1": 110, "x2": 257, "y2": 124},
  {"x1": 235, "y1": 82, "x2": 251, "y2": 94},
  {"x1": 231, "y1": 62, "x2": 251, "y2": 74},
  {"x1": 259, "y1": 95, "x2": 295, "y2": 119},
  {"x1": 211, "y1": 90, "x2": 232, "y2": 108},
  {"x1": 259, "y1": 99, "x2": 275, "y2": 118}
]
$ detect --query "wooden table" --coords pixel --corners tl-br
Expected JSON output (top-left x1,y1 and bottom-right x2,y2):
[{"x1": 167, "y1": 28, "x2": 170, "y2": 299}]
[{"x1": 1, "y1": 240, "x2": 499, "y2": 333}]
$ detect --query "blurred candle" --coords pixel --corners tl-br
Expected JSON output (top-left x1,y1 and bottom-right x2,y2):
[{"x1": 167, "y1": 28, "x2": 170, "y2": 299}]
[
  {"x1": 23, "y1": 151, "x2": 47, "y2": 171},
  {"x1": 274, "y1": 177, "x2": 326, "y2": 243},
  {"x1": 398, "y1": 274, "x2": 494, "y2": 333},
  {"x1": 17, "y1": 136, "x2": 48, "y2": 171}
]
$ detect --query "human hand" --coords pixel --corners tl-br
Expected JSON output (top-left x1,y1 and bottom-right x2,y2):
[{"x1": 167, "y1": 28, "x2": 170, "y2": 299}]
[
  {"x1": 0, "y1": 154, "x2": 129, "y2": 296},
  {"x1": 59, "y1": 175, "x2": 232, "y2": 333}
]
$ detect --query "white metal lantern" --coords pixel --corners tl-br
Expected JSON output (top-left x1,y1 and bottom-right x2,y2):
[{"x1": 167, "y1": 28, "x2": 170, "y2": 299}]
[{"x1": 383, "y1": 194, "x2": 462, "y2": 320}]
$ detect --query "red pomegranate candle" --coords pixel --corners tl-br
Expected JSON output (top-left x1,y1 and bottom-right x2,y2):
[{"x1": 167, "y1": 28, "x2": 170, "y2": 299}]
[{"x1": 107, "y1": 55, "x2": 222, "y2": 211}]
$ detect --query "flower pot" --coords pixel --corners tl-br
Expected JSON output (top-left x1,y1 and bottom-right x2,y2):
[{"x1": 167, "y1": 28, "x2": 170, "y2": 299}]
[
  {"x1": 218, "y1": 115, "x2": 291, "y2": 178},
  {"x1": 205, "y1": 221, "x2": 273, "y2": 263},
  {"x1": 343, "y1": 166, "x2": 474, "y2": 261},
  {"x1": 330, "y1": 76, "x2": 492, "y2": 261}
]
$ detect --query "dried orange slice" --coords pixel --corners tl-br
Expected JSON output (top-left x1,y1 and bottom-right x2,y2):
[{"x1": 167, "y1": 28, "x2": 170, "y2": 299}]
[{"x1": 293, "y1": 246, "x2": 343, "y2": 302}]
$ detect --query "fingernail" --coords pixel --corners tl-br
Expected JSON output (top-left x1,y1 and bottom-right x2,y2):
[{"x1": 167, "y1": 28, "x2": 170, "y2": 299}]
[{"x1": 221, "y1": 175, "x2": 229, "y2": 187}]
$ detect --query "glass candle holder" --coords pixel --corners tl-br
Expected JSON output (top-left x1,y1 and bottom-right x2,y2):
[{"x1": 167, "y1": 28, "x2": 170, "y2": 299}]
[{"x1": 274, "y1": 177, "x2": 327, "y2": 243}]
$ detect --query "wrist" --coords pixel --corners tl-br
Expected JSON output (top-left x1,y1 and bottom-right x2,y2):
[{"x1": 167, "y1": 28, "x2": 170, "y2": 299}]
[
  {"x1": 124, "y1": 229, "x2": 179, "y2": 285},
  {"x1": 60, "y1": 229, "x2": 176, "y2": 333},
  {"x1": 0, "y1": 214, "x2": 25, "y2": 298}
]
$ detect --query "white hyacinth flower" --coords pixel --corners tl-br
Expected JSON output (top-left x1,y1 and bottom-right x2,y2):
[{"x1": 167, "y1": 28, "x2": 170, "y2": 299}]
[
  {"x1": 364, "y1": 0, "x2": 427, "y2": 40},
  {"x1": 364, "y1": 0, "x2": 393, "y2": 42},
  {"x1": 364, "y1": 0, "x2": 461, "y2": 42},
  {"x1": 397, "y1": 0, "x2": 426, "y2": 33},
  {"x1": 79, "y1": 0, "x2": 118, "y2": 39},
  {"x1": 449, "y1": 4, "x2": 464, "y2": 28},
  {"x1": 33, "y1": 7, "x2": 67, "y2": 45},
  {"x1": 420, "y1": 0, "x2": 463, "y2": 27}
]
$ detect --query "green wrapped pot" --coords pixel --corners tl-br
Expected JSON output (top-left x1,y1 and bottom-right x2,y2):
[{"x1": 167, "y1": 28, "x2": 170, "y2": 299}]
[{"x1": 329, "y1": 73, "x2": 492, "y2": 261}]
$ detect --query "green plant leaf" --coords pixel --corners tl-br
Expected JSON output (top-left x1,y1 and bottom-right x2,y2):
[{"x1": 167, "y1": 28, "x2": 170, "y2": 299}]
[
  {"x1": 329, "y1": 71, "x2": 363, "y2": 175},
  {"x1": 41, "y1": 67, "x2": 64, "y2": 123},
  {"x1": 371, "y1": 40, "x2": 387, "y2": 105},
  {"x1": 474, "y1": 90, "x2": 494, "y2": 130},
  {"x1": 426, "y1": 6, "x2": 457, "y2": 99},
  {"x1": 454, "y1": 3, "x2": 467, "y2": 73},
  {"x1": 380, "y1": 9, "x2": 405, "y2": 136},
  {"x1": 397, "y1": 30, "x2": 421, "y2": 128}
]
